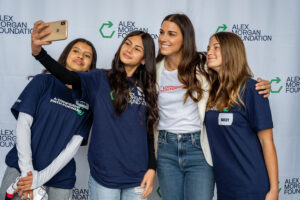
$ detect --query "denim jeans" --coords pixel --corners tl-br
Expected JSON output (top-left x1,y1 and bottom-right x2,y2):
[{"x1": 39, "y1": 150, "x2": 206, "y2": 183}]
[
  {"x1": 157, "y1": 130, "x2": 215, "y2": 200},
  {"x1": 88, "y1": 175, "x2": 146, "y2": 200}
]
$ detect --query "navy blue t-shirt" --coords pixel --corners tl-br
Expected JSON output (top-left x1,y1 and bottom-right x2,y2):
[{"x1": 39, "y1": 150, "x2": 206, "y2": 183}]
[
  {"x1": 5, "y1": 74, "x2": 92, "y2": 189},
  {"x1": 205, "y1": 79, "x2": 273, "y2": 200},
  {"x1": 75, "y1": 69, "x2": 148, "y2": 189}
]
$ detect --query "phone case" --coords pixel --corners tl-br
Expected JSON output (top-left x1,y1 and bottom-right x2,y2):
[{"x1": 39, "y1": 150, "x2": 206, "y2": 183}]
[{"x1": 41, "y1": 20, "x2": 68, "y2": 42}]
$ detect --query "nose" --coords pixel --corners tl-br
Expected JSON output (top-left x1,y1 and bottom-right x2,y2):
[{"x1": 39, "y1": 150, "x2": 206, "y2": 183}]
[
  {"x1": 77, "y1": 53, "x2": 83, "y2": 59},
  {"x1": 158, "y1": 33, "x2": 166, "y2": 43},
  {"x1": 126, "y1": 46, "x2": 133, "y2": 54},
  {"x1": 207, "y1": 48, "x2": 213, "y2": 56}
]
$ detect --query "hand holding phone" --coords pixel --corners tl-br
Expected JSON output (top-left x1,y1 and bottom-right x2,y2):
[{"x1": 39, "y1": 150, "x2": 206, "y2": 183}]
[{"x1": 40, "y1": 20, "x2": 68, "y2": 42}]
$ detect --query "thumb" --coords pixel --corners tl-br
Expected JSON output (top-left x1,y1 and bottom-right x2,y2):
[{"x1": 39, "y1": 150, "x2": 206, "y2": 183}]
[
  {"x1": 27, "y1": 171, "x2": 33, "y2": 176},
  {"x1": 140, "y1": 178, "x2": 146, "y2": 188}
]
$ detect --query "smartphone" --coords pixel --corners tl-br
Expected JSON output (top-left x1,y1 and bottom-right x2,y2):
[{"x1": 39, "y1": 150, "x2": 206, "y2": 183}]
[{"x1": 41, "y1": 20, "x2": 68, "y2": 42}]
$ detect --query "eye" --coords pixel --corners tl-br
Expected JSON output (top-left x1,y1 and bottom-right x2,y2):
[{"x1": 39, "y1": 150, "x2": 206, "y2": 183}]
[
  {"x1": 124, "y1": 41, "x2": 131, "y2": 45},
  {"x1": 85, "y1": 54, "x2": 91, "y2": 58},
  {"x1": 73, "y1": 49, "x2": 79, "y2": 53},
  {"x1": 169, "y1": 32, "x2": 176, "y2": 37},
  {"x1": 159, "y1": 30, "x2": 164, "y2": 34}
]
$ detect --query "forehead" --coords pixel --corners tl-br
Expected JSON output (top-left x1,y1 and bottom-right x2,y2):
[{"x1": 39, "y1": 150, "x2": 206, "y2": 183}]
[
  {"x1": 126, "y1": 35, "x2": 143, "y2": 46},
  {"x1": 209, "y1": 37, "x2": 219, "y2": 45},
  {"x1": 161, "y1": 20, "x2": 181, "y2": 32},
  {"x1": 72, "y1": 42, "x2": 93, "y2": 53}
]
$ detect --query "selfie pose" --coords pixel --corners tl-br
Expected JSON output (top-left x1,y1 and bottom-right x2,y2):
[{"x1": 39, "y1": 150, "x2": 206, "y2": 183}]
[
  {"x1": 0, "y1": 36, "x2": 96, "y2": 200},
  {"x1": 154, "y1": 13, "x2": 272, "y2": 200},
  {"x1": 30, "y1": 21, "x2": 158, "y2": 200},
  {"x1": 205, "y1": 31, "x2": 278, "y2": 200}
]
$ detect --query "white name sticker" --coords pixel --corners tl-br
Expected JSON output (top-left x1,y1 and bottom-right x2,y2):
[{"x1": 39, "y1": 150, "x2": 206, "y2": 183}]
[{"x1": 218, "y1": 113, "x2": 233, "y2": 126}]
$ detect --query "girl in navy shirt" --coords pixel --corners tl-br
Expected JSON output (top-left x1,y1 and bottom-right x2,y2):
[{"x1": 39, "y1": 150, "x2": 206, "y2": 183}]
[
  {"x1": 0, "y1": 36, "x2": 97, "y2": 200},
  {"x1": 205, "y1": 31, "x2": 278, "y2": 200},
  {"x1": 30, "y1": 21, "x2": 158, "y2": 200}
]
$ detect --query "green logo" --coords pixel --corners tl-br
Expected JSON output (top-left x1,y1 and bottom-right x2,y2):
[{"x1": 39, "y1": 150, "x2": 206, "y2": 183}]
[
  {"x1": 156, "y1": 187, "x2": 161, "y2": 198},
  {"x1": 76, "y1": 106, "x2": 85, "y2": 116},
  {"x1": 270, "y1": 77, "x2": 283, "y2": 93},
  {"x1": 279, "y1": 181, "x2": 282, "y2": 193},
  {"x1": 216, "y1": 24, "x2": 227, "y2": 33},
  {"x1": 99, "y1": 21, "x2": 115, "y2": 38}
]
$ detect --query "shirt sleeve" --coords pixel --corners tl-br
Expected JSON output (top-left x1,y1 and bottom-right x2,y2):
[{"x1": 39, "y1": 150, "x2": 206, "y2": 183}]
[
  {"x1": 16, "y1": 112, "x2": 34, "y2": 176},
  {"x1": 31, "y1": 135, "x2": 83, "y2": 189},
  {"x1": 11, "y1": 74, "x2": 47, "y2": 119},
  {"x1": 245, "y1": 79, "x2": 273, "y2": 132},
  {"x1": 74, "y1": 70, "x2": 103, "y2": 105}
]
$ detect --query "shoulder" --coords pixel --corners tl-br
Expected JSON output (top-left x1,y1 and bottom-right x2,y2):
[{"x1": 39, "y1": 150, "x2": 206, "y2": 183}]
[
  {"x1": 244, "y1": 78, "x2": 257, "y2": 92},
  {"x1": 29, "y1": 73, "x2": 52, "y2": 84}
]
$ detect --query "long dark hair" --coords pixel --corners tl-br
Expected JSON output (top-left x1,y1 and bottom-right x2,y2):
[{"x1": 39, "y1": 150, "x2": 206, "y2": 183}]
[
  {"x1": 156, "y1": 13, "x2": 208, "y2": 103},
  {"x1": 41, "y1": 38, "x2": 97, "y2": 75},
  {"x1": 108, "y1": 31, "x2": 159, "y2": 133}
]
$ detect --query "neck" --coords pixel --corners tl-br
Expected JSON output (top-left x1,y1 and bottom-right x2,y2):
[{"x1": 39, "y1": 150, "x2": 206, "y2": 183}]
[
  {"x1": 124, "y1": 65, "x2": 139, "y2": 77},
  {"x1": 164, "y1": 52, "x2": 182, "y2": 71}
]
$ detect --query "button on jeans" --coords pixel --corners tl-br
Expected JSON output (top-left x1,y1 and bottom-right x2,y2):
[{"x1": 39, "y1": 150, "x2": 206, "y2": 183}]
[{"x1": 157, "y1": 130, "x2": 214, "y2": 200}]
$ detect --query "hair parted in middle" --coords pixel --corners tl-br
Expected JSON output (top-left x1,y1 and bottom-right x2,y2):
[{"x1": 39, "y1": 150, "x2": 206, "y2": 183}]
[
  {"x1": 108, "y1": 30, "x2": 159, "y2": 133},
  {"x1": 156, "y1": 13, "x2": 209, "y2": 103},
  {"x1": 206, "y1": 31, "x2": 253, "y2": 112}
]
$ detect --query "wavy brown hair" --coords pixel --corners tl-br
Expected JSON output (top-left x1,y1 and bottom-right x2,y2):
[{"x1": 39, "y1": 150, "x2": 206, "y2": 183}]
[
  {"x1": 206, "y1": 32, "x2": 253, "y2": 112},
  {"x1": 108, "y1": 31, "x2": 159, "y2": 133},
  {"x1": 156, "y1": 13, "x2": 208, "y2": 103}
]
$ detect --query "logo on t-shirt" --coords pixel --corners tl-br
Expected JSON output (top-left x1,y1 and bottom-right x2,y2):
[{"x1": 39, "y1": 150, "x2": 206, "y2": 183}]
[
  {"x1": 159, "y1": 85, "x2": 185, "y2": 93},
  {"x1": 50, "y1": 98, "x2": 89, "y2": 116},
  {"x1": 128, "y1": 87, "x2": 146, "y2": 106}
]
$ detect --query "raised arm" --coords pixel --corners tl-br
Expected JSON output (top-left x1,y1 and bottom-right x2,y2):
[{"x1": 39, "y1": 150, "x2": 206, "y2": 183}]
[{"x1": 31, "y1": 21, "x2": 81, "y2": 90}]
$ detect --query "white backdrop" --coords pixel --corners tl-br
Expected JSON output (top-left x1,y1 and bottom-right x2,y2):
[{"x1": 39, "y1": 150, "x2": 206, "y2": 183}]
[{"x1": 0, "y1": 0, "x2": 299, "y2": 199}]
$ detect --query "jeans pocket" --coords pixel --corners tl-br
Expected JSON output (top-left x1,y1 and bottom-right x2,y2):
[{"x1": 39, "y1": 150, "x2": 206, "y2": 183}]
[
  {"x1": 158, "y1": 134, "x2": 165, "y2": 146},
  {"x1": 192, "y1": 136, "x2": 202, "y2": 149}
]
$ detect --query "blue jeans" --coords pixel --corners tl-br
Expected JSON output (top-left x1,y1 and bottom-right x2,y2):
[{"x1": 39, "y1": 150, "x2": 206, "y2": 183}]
[
  {"x1": 157, "y1": 130, "x2": 214, "y2": 200},
  {"x1": 88, "y1": 175, "x2": 146, "y2": 200}
]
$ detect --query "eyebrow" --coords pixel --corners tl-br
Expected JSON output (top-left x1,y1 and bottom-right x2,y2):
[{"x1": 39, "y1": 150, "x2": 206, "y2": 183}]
[
  {"x1": 160, "y1": 28, "x2": 177, "y2": 35},
  {"x1": 126, "y1": 38, "x2": 144, "y2": 50},
  {"x1": 72, "y1": 46, "x2": 92, "y2": 54}
]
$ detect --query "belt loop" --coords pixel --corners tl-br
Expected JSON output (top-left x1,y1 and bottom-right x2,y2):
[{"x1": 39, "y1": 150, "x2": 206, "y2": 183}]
[
  {"x1": 191, "y1": 133, "x2": 195, "y2": 144},
  {"x1": 164, "y1": 131, "x2": 167, "y2": 142}
]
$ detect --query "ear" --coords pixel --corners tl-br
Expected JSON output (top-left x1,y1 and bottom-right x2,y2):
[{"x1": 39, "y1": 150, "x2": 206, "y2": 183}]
[{"x1": 141, "y1": 59, "x2": 145, "y2": 65}]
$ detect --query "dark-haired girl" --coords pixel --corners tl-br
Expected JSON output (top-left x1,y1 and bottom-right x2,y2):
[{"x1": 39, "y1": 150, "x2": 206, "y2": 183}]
[
  {"x1": 0, "y1": 36, "x2": 96, "y2": 200},
  {"x1": 30, "y1": 21, "x2": 158, "y2": 200}
]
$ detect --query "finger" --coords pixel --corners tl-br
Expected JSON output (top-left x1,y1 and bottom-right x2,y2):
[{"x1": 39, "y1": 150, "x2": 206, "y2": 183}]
[
  {"x1": 14, "y1": 187, "x2": 20, "y2": 194},
  {"x1": 34, "y1": 20, "x2": 44, "y2": 28},
  {"x1": 22, "y1": 191, "x2": 28, "y2": 200},
  {"x1": 29, "y1": 191, "x2": 33, "y2": 200},
  {"x1": 258, "y1": 90, "x2": 268, "y2": 94},
  {"x1": 264, "y1": 94, "x2": 270, "y2": 98},
  {"x1": 142, "y1": 185, "x2": 152, "y2": 199},
  {"x1": 18, "y1": 189, "x2": 24, "y2": 197},
  {"x1": 19, "y1": 176, "x2": 32, "y2": 182},
  {"x1": 36, "y1": 22, "x2": 50, "y2": 33}
]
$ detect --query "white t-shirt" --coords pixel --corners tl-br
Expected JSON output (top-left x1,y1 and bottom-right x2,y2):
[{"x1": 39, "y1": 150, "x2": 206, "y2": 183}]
[{"x1": 157, "y1": 66, "x2": 202, "y2": 133}]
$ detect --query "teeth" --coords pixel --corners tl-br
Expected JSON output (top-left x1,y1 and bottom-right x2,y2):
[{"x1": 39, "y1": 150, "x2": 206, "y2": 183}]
[{"x1": 161, "y1": 45, "x2": 169, "y2": 48}]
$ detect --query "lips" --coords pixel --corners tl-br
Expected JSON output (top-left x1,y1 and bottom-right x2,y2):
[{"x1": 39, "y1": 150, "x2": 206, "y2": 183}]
[
  {"x1": 160, "y1": 44, "x2": 170, "y2": 49},
  {"x1": 122, "y1": 53, "x2": 132, "y2": 59},
  {"x1": 73, "y1": 59, "x2": 83, "y2": 65}
]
